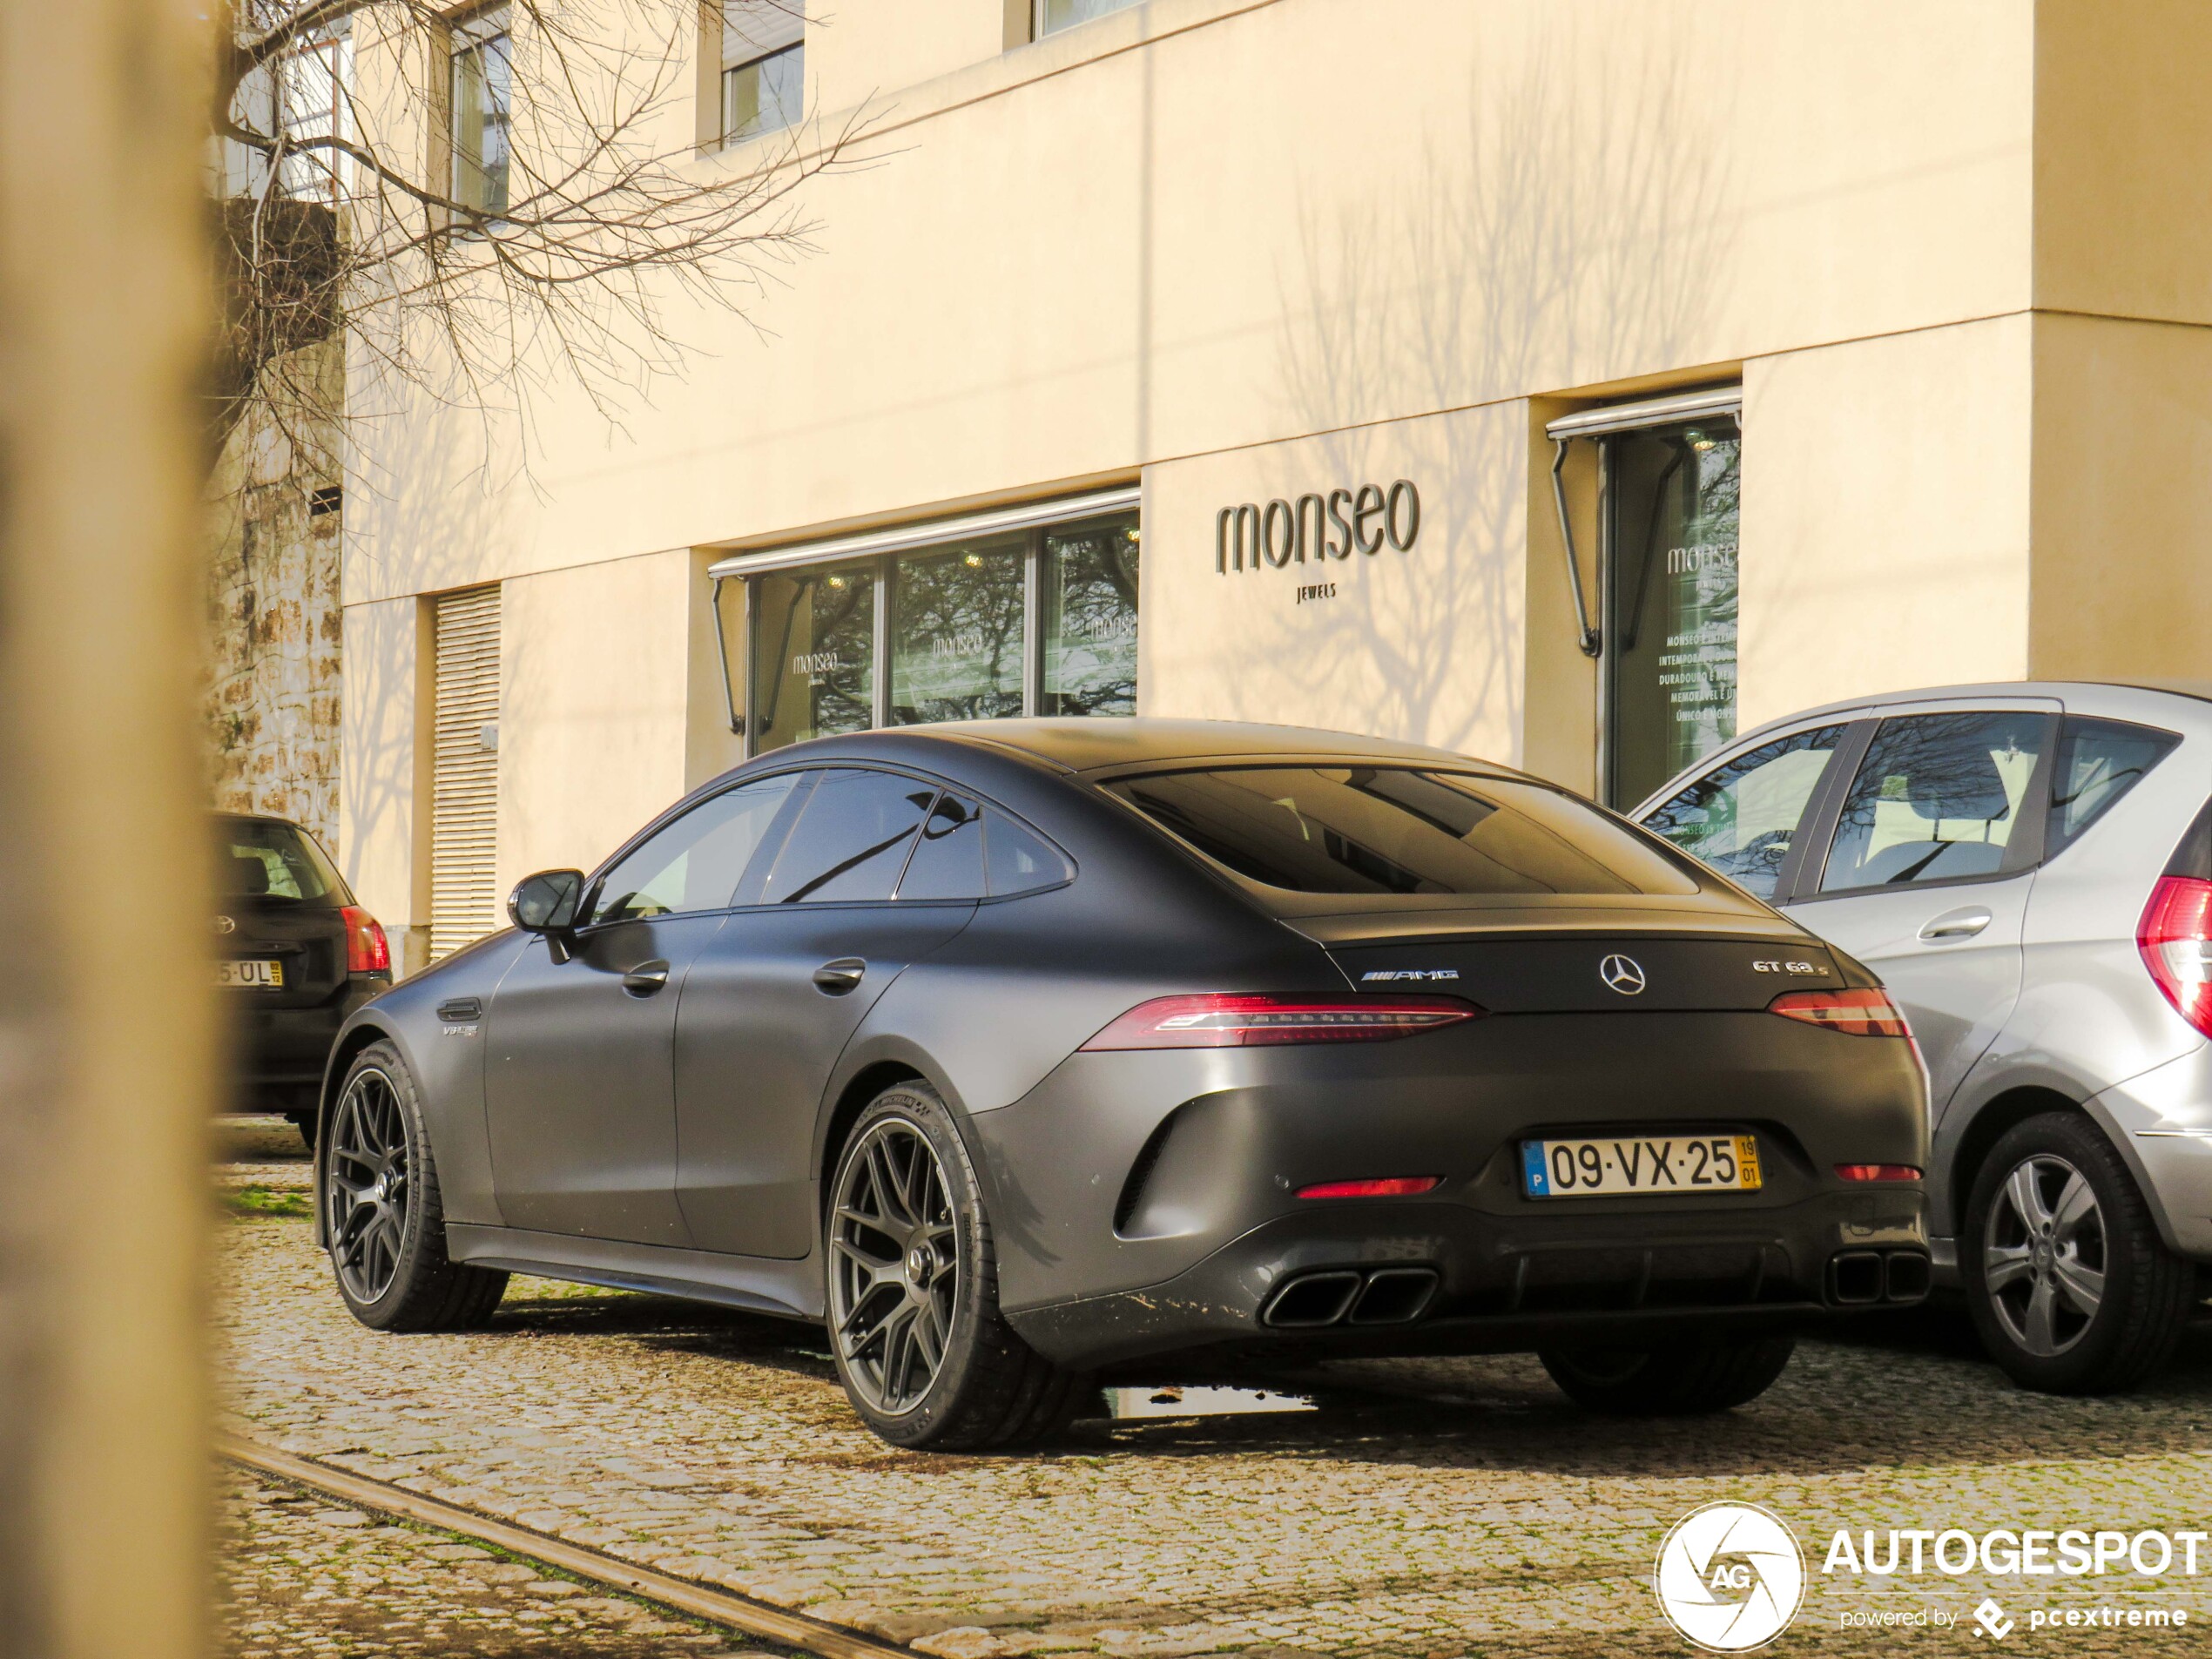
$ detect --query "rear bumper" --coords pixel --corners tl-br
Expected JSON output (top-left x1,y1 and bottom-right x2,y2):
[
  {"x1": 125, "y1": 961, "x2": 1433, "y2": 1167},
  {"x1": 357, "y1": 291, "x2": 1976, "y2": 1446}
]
[
  {"x1": 968, "y1": 1010, "x2": 1930, "y2": 1372},
  {"x1": 1007, "y1": 1190, "x2": 1928, "y2": 1371},
  {"x1": 2087, "y1": 1043, "x2": 2212, "y2": 1262}
]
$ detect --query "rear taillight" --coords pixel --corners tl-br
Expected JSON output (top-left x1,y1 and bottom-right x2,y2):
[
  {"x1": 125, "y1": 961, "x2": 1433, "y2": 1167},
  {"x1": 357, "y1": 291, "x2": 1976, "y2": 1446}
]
[
  {"x1": 341, "y1": 905, "x2": 390, "y2": 974},
  {"x1": 1768, "y1": 988, "x2": 1912, "y2": 1038},
  {"x1": 1836, "y1": 1163, "x2": 1922, "y2": 1183},
  {"x1": 1079, "y1": 994, "x2": 1483, "y2": 1050},
  {"x1": 2138, "y1": 874, "x2": 2212, "y2": 1038}
]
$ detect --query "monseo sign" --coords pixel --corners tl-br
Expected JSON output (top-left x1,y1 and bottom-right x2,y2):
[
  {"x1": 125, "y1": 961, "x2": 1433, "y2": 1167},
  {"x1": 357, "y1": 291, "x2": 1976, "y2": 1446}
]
[{"x1": 1215, "y1": 479, "x2": 1420, "y2": 574}]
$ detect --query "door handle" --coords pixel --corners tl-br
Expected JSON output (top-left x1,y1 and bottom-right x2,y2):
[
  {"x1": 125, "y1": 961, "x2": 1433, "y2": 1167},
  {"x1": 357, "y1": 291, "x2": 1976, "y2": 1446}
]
[
  {"x1": 813, "y1": 957, "x2": 867, "y2": 995},
  {"x1": 621, "y1": 960, "x2": 671, "y2": 995},
  {"x1": 1919, "y1": 907, "x2": 1993, "y2": 941}
]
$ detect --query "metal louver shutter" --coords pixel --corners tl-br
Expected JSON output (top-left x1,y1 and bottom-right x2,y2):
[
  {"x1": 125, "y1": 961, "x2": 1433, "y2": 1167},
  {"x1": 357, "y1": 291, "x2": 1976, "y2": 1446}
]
[{"x1": 429, "y1": 585, "x2": 502, "y2": 959}]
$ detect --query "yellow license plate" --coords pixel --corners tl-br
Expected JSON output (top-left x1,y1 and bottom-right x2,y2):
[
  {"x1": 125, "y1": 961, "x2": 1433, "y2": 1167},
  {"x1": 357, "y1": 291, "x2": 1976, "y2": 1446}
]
[
  {"x1": 1523, "y1": 1134, "x2": 1761, "y2": 1198},
  {"x1": 217, "y1": 959, "x2": 284, "y2": 989}
]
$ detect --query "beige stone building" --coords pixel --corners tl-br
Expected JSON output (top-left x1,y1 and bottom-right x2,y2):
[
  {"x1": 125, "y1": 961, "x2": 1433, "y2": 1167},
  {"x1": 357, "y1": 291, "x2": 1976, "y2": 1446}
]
[{"x1": 341, "y1": 0, "x2": 2212, "y2": 973}]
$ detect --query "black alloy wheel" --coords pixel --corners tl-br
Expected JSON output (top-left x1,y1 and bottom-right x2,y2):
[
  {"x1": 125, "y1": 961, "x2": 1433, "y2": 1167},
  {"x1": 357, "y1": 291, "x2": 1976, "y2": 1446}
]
[
  {"x1": 327, "y1": 1064, "x2": 412, "y2": 1305},
  {"x1": 829, "y1": 1114, "x2": 961, "y2": 1415},
  {"x1": 1964, "y1": 1111, "x2": 2195, "y2": 1394},
  {"x1": 824, "y1": 1082, "x2": 1091, "y2": 1449},
  {"x1": 323, "y1": 1041, "x2": 508, "y2": 1332}
]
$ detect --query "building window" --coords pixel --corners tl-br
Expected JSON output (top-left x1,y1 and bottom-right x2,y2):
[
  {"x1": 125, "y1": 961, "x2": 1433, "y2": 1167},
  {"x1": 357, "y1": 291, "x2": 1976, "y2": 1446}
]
[
  {"x1": 891, "y1": 538, "x2": 1027, "y2": 725},
  {"x1": 1035, "y1": 0, "x2": 1144, "y2": 37},
  {"x1": 274, "y1": 30, "x2": 350, "y2": 204},
  {"x1": 734, "y1": 503, "x2": 1139, "y2": 757},
  {"x1": 1041, "y1": 519, "x2": 1139, "y2": 716},
  {"x1": 1602, "y1": 414, "x2": 1740, "y2": 809},
  {"x1": 751, "y1": 565, "x2": 875, "y2": 752},
  {"x1": 723, "y1": 1, "x2": 804, "y2": 145},
  {"x1": 450, "y1": 9, "x2": 512, "y2": 216}
]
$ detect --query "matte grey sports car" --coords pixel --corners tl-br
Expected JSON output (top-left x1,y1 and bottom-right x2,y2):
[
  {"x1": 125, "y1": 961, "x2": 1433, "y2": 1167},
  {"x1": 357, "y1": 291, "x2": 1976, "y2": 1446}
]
[{"x1": 315, "y1": 720, "x2": 1929, "y2": 1448}]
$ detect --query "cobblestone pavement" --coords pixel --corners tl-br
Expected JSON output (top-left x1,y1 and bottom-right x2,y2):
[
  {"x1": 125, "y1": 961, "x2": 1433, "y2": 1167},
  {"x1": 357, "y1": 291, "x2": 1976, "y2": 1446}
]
[{"x1": 217, "y1": 1120, "x2": 2212, "y2": 1656}]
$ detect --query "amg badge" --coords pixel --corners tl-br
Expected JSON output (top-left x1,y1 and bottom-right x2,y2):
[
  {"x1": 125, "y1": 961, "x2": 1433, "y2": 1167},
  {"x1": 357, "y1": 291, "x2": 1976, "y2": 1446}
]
[{"x1": 1361, "y1": 968, "x2": 1460, "y2": 982}]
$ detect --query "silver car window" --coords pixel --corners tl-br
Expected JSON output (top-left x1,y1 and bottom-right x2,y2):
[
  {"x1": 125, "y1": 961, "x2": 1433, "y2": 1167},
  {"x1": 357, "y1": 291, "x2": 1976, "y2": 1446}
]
[
  {"x1": 1640, "y1": 725, "x2": 1848, "y2": 900},
  {"x1": 1819, "y1": 711, "x2": 2046, "y2": 893},
  {"x1": 2045, "y1": 717, "x2": 2180, "y2": 857}
]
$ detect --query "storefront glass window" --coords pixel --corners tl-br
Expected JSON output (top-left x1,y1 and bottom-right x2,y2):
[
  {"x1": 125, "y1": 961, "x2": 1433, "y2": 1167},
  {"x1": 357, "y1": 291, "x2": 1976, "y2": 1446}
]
[
  {"x1": 1604, "y1": 415, "x2": 1740, "y2": 807},
  {"x1": 750, "y1": 565, "x2": 874, "y2": 750},
  {"x1": 1041, "y1": 516, "x2": 1140, "y2": 717},
  {"x1": 889, "y1": 536, "x2": 1026, "y2": 725}
]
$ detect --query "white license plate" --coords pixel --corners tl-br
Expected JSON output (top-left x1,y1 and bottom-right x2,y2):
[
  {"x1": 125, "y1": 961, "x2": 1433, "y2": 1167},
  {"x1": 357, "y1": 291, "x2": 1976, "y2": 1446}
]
[
  {"x1": 1522, "y1": 1134, "x2": 1762, "y2": 1198},
  {"x1": 218, "y1": 959, "x2": 284, "y2": 989}
]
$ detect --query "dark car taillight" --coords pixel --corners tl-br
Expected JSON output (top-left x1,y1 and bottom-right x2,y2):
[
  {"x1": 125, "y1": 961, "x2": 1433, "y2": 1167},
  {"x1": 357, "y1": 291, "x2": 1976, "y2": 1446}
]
[
  {"x1": 2137, "y1": 874, "x2": 2212, "y2": 1038},
  {"x1": 1768, "y1": 988, "x2": 1912, "y2": 1038},
  {"x1": 1079, "y1": 993, "x2": 1483, "y2": 1050},
  {"x1": 341, "y1": 905, "x2": 390, "y2": 974}
]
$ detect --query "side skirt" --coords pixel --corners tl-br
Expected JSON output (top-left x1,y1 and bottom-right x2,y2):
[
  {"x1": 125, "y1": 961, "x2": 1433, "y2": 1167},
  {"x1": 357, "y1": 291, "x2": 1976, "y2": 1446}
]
[{"x1": 445, "y1": 1224, "x2": 825, "y2": 1323}]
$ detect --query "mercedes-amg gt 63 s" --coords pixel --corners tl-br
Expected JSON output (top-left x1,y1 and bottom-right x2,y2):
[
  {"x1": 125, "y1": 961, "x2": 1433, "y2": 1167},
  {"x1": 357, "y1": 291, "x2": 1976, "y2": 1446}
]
[{"x1": 315, "y1": 720, "x2": 1929, "y2": 1448}]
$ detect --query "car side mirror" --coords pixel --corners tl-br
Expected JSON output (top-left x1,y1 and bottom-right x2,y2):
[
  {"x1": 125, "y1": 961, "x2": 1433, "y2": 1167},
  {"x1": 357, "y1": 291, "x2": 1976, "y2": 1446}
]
[{"x1": 508, "y1": 869, "x2": 585, "y2": 935}]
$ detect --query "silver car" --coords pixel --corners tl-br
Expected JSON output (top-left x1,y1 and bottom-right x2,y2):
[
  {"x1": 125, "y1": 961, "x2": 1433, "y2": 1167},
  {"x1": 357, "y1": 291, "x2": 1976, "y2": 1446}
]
[{"x1": 1635, "y1": 681, "x2": 2212, "y2": 1394}]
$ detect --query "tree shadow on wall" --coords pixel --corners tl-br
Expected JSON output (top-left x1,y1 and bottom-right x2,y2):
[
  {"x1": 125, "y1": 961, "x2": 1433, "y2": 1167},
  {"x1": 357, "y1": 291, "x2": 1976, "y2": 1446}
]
[{"x1": 1260, "y1": 26, "x2": 1739, "y2": 759}]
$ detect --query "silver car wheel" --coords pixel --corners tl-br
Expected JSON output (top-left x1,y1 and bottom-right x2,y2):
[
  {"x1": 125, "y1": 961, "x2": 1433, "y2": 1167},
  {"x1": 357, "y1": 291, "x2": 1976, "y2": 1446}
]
[
  {"x1": 828, "y1": 1116, "x2": 961, "y2": 1415},
  {"x1": 326, "y1": 1066, "x2": 412, "y2": 1305},
  {"x1": 1982, "y1": 1153, "x2": 2106, "y2": 1358}
]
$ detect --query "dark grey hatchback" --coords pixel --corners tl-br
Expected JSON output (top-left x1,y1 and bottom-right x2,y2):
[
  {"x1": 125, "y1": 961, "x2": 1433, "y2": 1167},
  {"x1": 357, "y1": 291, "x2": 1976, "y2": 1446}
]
[{"x1": 315, "y1": 721, "x2": 1929, "y2": 1448}]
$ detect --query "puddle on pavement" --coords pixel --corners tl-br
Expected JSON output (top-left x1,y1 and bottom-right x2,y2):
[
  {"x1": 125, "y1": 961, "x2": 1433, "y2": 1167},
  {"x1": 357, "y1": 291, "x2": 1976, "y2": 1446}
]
[{"x1": 1103, "y1": 1385, "x2": 1317, "y2": 1419}]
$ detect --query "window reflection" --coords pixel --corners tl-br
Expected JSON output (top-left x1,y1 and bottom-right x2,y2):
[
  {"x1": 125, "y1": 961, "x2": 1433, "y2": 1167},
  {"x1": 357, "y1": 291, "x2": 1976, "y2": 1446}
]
[
  {"x1": 1821, "y1": 711, "x2": 2046, "y2": 892},
  {"x1": 1042, "y1": 518, "x2": 1139, "y2": 716},
  {"x1": 1643, "y1": 725, "x2": 1845, "y2": 899},
  {"x1": 752, "y1": 566, "x2": 873, "y2": 749},
  {"x1": 889, "y1": 537, "x2": 1024, "y2": 725}
]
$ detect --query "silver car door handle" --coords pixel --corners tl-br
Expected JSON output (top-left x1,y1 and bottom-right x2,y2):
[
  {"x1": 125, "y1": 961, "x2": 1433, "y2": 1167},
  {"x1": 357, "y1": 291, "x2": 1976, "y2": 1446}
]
[
  {"x1": 813, "y1": 957, "x2": 867, "y2": 995},
  {"x1": 1919, "y1": 907, "x2": 1993, "y2": 941},
  {"x1": 622, "y1": 960, "x2": 671, "y2": 995}
]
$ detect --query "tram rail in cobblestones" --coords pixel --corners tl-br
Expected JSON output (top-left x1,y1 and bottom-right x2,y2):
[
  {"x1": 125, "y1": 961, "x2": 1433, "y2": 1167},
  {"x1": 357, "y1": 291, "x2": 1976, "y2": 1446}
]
[{"x1": 219, "y1": 1433, "x2": 912, "y2": 1659}]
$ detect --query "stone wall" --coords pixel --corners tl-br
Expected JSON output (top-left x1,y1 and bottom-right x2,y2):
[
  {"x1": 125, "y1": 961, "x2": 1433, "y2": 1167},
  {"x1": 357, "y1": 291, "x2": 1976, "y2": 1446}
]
[{"x1": 206, "y1": 341, "x2": 343, "y2": 853}]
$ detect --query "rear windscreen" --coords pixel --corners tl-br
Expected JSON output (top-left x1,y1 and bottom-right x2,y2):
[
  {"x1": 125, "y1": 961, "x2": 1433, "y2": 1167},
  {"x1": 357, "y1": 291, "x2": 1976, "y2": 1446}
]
[
  {"x1": 219, "y1": 819, "x2": 343, "y2": 903},
  {"x1": 1103, "y1": 766, "x2": 1699, "y2": 897}
]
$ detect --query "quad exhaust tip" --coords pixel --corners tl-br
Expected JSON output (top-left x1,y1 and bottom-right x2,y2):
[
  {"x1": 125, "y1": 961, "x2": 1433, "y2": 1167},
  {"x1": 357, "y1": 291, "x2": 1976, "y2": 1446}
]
[
  {"x1": 1829, "y1": 1248, "x2": 1930, "y2": 1306},
  {"x1": 1263, "y1": 1266, "x2": 1440, "y2": 1329}
]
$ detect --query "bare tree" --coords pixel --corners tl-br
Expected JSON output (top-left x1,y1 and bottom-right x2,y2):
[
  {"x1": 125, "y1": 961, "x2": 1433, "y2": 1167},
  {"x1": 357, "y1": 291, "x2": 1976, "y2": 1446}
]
[{"x1": 212, "y1": 0, "x2": 853, "y2": 481}]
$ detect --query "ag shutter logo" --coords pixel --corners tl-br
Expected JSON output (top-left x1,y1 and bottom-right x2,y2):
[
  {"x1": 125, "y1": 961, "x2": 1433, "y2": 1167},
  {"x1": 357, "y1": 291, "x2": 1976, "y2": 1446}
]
[
  {"x1": 1655, "y1": 1502, "x2": 1806, "y2": 1652},
  {"x1": 1974, "y1": 1598, "x2": 2015, "y2": 1640}
]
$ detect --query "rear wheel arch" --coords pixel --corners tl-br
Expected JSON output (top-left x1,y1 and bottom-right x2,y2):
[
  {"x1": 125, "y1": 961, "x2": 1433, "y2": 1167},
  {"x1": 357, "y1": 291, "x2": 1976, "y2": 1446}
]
[
  {"x1": 818, "y1": 1061, "x2": 927, "y2": 1223},
  {"x1": 1952, "y1": 1086, "x2": 2084, "y2": 1229}
]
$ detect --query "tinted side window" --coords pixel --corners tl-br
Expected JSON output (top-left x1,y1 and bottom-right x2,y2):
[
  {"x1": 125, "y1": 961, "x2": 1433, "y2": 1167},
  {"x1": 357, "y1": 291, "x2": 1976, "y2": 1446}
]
[
  {"x1": 1819, "y1": 711, "x2": 2047, "y2": 893},
  {"x1": 1105, "y1": 767, "x2": 1696, "y2": 897},
  {"x1": 594, "y1": 773, "x2": 801, "y2": 924},
  {"x1": 983, "y1": 810, "x2": 1074, "y2": 897},
  {"x1": 1641, "y1": 725, "x2": 1848, "y2": 900},
  {"x1": 896, "y1": 792, "x2": 985, "y2": 900},
  {"x1": 760, "y1": 769, "x2": 937, "y2": 904},
  {"x1": 2047, "y1": 718, "x2": 2179, "y2": 856}
]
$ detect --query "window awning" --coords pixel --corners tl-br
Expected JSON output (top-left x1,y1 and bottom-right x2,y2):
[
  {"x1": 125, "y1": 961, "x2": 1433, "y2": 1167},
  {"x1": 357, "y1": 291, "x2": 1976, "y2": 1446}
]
[
  {"x1": 705, "y1": 485, "x2": 1142, "y2": 580},
  {"x1": 1544, "y1": 385, "x2": 1742, "y2": 442}
]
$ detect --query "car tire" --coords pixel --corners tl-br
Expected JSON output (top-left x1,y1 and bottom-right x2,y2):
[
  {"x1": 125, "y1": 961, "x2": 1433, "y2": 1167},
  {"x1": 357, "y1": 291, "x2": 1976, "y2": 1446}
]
[
  {"x1": 324, "y1": 1040, "x2": 508, "y2": 1333},
  {"x1": 1963, "y1": 1110, "x2": 2195, "y2": 1395},
  {"x1": 1538, "y1": 1333, "x2": 1796, "y2": 1414},
  {"x1": 825, "y1": 1082, "x2": 1091, "y2": 1450}
]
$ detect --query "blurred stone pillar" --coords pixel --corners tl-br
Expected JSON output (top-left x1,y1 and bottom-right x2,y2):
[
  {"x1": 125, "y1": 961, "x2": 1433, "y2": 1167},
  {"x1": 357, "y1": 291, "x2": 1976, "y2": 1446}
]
[{"x1": 0, "y1": 2, "x2": 215, "y2": 1656}]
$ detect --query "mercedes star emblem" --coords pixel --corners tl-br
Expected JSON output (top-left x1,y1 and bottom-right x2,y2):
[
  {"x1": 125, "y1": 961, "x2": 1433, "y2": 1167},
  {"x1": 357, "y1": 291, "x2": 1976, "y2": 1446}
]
[
  {"x1": 1600, "y1": 954, "x2": 1647, "y2": 995},
  {"x1": 214, "y1": 914, "x2": 237, "y2": 935}
]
